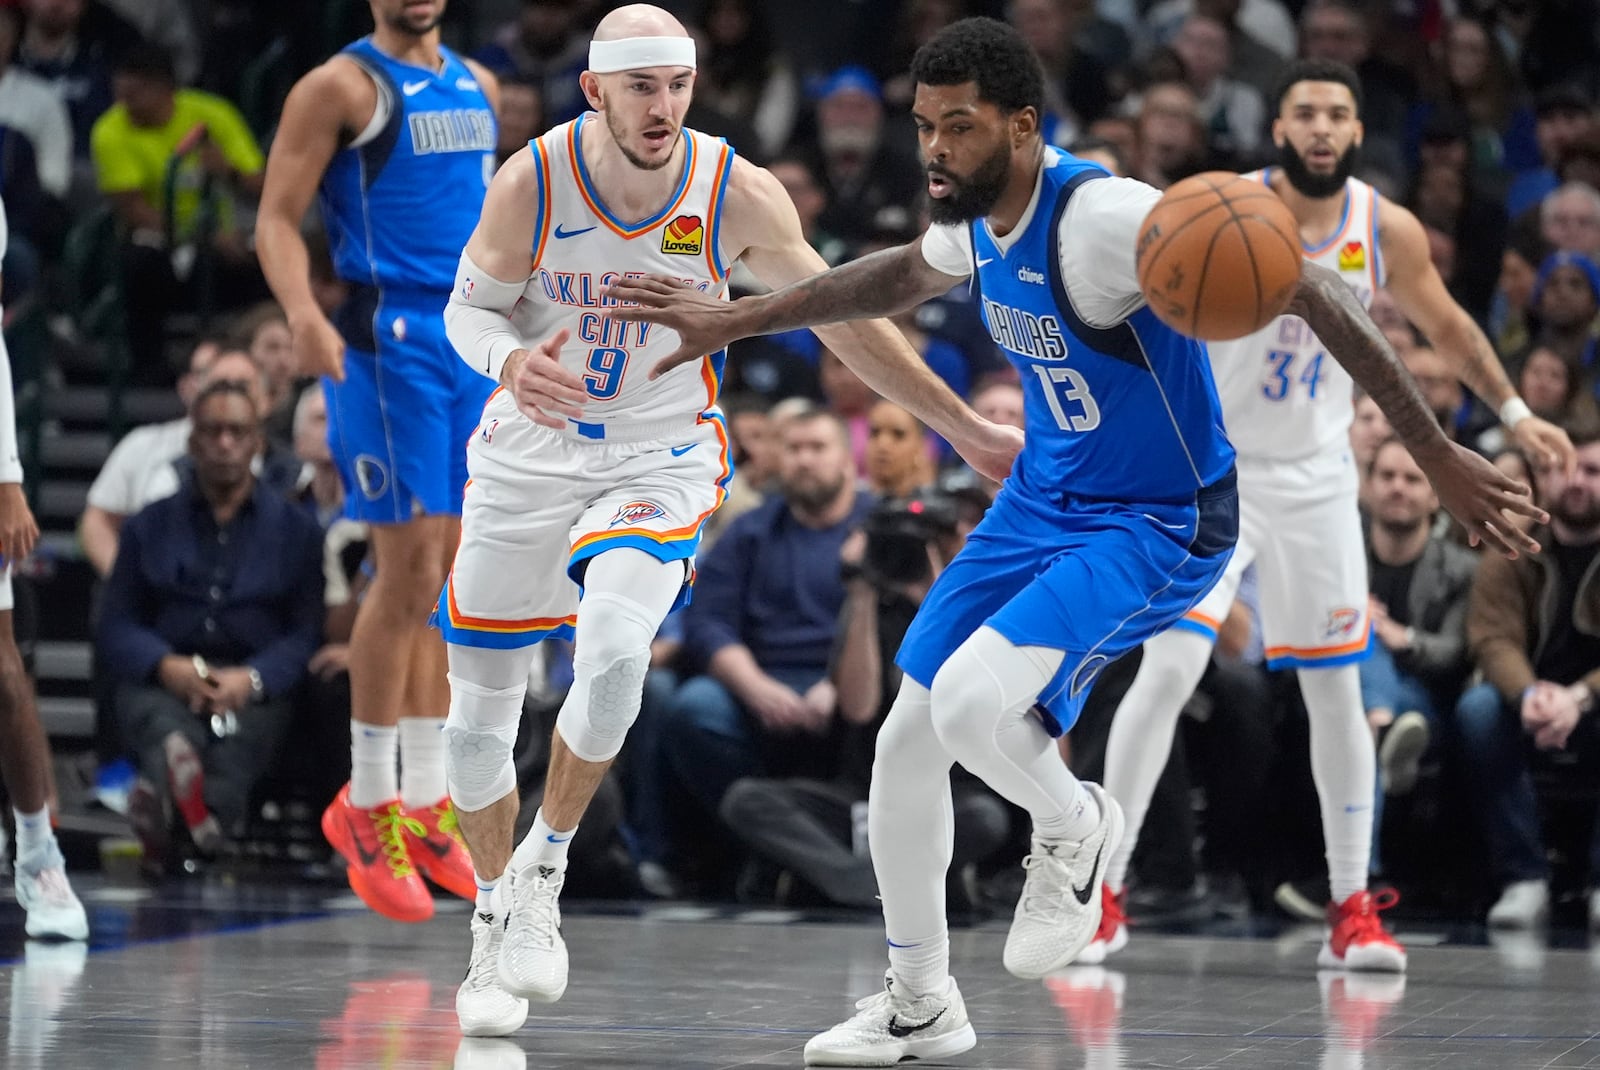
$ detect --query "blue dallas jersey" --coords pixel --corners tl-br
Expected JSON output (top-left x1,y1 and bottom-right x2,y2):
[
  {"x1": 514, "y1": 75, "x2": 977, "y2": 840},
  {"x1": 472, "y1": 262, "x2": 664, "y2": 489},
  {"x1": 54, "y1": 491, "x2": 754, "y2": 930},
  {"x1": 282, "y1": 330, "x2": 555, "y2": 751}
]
[
  {"x1": 318, "y1": 38, "x2": 495, "y2": 294},
  {"x1": 972, "y1": 152, "x2": 1234, "y2": 504}
]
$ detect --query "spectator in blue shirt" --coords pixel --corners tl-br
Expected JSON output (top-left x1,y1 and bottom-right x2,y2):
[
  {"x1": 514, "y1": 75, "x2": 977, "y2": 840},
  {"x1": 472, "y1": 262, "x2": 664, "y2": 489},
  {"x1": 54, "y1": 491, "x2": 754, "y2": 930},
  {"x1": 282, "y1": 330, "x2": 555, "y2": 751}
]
[
  {"x1": 663, "y1": 405, "x2": 874, "y2": 817},
  {"x1": 98, "y1": 379, "x2": 324, "y2": 865}
]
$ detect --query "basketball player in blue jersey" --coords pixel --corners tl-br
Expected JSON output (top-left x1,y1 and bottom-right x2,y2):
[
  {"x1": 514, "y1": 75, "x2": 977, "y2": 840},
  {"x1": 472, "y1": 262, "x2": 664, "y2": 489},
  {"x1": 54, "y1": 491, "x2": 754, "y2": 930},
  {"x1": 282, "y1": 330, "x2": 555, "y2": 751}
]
[
  {"x1": 609, "y1": 18, "x2": 1541, "y2": 1064},
  {"x1": 435, "y1": 2, "x2": 1020, "y2": 1040},
  {"x1": 256, "y1": 0, "x2": 499, "y2": 924}
]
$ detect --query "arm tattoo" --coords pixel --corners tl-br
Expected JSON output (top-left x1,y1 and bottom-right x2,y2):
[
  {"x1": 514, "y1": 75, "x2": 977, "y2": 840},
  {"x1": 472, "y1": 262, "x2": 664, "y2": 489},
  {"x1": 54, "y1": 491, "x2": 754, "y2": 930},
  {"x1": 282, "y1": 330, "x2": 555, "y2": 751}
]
[
  {"x1": 745, "y1": 242, "x2": 952, "y2": 335},
  {"x1": 1289, "y1": 263, "x2": 1451, "y2": 455},
  {"x1": 1450, "y1": 325, "x2": 1516, "y2": 409}
]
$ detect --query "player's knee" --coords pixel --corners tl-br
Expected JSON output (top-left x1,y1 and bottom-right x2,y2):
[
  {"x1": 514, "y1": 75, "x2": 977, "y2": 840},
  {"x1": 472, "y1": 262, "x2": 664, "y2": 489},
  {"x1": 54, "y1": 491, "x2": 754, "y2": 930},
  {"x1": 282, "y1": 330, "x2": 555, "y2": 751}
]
[
  {"x1": 556, "y1": 591, "x2": 656, "y2": 762},
  {"x1": 928, "y1": 651, "x2": 1006, "y2": 759},
  {"x1": 0, "y1": 640, "x2": 29, "y2": 717},
  {"x1": 443, "y1": 673, "x2": 523, "y2": 811}
]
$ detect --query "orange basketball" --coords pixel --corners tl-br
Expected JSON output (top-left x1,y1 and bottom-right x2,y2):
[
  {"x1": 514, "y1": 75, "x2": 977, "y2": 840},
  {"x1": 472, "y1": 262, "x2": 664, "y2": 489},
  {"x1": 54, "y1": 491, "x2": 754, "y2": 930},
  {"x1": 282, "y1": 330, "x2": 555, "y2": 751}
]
[{"x1": 1135, "y1": 172, "x2": 1303, "y2": 341}]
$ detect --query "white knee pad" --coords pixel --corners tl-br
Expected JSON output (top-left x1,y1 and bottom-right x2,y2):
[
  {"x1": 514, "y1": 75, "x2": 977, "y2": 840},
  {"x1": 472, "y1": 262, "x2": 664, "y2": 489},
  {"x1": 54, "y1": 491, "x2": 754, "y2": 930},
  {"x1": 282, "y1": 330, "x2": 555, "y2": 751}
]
[
  {"x1": 444, "y1": 673, "x2": 524, "y2": 811},
  {"x1": 554, "y1": 591, "x2": 655, "y2": 763}
]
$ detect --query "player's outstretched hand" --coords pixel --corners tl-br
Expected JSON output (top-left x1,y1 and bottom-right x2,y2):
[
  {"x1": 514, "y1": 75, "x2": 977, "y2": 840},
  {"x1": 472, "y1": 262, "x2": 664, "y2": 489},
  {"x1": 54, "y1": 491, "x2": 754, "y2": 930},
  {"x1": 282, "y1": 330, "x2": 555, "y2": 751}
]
[
  {"x1": 1513, "y1": 414, "x2": 1576, "y2": 476},
  {"x1": 604, "y1": 275, "x2": 747, "y2": 379},
  {"x1": 0, "y1": 483, "x2": 37, "y2": 563},
  {"x1": 292, "y1": 312, "x2": 348, "y2": 381},
  {"x1": 1421, "y1": 440, "x2": 1545, "y2": 558},
  {"x1": 504, "y1": 328, "x2": 586, "y2": 430},
  {"x1": 955, "y1": 420, "x2": 1025, "y2": 484}
]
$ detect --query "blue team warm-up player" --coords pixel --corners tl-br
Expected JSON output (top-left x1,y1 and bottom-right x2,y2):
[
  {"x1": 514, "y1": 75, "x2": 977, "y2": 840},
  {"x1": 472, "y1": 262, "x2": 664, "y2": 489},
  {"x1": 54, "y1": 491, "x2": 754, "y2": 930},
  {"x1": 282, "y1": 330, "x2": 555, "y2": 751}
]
[
  {"x1": 609, "y1": 17, "x2": 1540, "y2": 1065},
  {"x1": 257, "y1": 0, "x2": 499, "y2": 923}
]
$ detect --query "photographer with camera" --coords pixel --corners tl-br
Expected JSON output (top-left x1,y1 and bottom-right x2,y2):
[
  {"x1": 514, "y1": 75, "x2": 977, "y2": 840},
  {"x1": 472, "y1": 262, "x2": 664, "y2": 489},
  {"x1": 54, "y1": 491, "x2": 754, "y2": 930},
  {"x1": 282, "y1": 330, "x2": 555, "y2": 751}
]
[{"x1": 719, "y1": 481, "x2": 1010, "y2": 910}]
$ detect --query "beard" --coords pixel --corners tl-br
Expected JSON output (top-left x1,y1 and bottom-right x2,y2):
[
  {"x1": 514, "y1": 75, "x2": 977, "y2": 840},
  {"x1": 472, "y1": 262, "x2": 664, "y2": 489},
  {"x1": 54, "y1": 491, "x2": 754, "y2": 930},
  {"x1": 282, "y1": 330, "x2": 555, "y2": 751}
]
[
  {"x1": 383, "y1": 7, "x2": 444, "y2": 36},
  {"x1": 602, "y1": 104, "x2": 677, "y2": 172},
  {"x1": 1554, "y1": 489, "x2": 1600, "y2": 530},
  {"x1": 927, "y1": 142, "x2": 1011, "y2": 225},
  {"x1": 1277, "y1": 139, "x2": 1360, "y2": 199},
  {"x1": 784, "y1": 472, "x2": 847, "y2": 513}
]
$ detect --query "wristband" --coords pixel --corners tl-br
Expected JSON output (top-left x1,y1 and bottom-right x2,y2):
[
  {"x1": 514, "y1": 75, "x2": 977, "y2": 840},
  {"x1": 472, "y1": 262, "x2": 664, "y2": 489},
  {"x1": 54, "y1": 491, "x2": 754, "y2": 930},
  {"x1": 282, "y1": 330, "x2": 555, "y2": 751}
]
[{"x1": 1499, "y1": 397, "x2": 1533, "y2": 429}]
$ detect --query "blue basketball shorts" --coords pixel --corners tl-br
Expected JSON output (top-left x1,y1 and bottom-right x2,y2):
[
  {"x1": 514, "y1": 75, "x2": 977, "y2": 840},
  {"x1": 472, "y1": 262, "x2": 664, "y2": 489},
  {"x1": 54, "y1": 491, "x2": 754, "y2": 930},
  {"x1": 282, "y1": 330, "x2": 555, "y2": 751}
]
[
  {"x1": 896, "y1": 469, "x2": 1238, "y2": 736},
  {"x1": 325, "y1": 284, "x2": 496, "y2": 523}
]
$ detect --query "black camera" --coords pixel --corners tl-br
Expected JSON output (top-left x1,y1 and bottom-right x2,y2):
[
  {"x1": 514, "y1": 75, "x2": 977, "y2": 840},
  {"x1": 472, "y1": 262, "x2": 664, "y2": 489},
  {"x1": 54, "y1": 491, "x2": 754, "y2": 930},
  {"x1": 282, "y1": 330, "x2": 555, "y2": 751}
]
[{"x1": 861, "y1": 491, "x2": 961, "y2": 587}]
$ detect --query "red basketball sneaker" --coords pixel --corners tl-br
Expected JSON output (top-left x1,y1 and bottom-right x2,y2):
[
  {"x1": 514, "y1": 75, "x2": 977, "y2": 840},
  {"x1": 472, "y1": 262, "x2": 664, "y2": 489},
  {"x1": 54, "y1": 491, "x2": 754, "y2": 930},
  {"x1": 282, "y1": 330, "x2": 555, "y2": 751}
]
[
  {"x1": 1319, "y1": 888, "x2": 1407, "y2": 972},
  {"x1": 321, "y1": 785, "x2": 433, "y2": 923},
  {"x1": 1075, "y1": 884, "x2": 1128, "y2": 965},
  {"x1": 403, "y1": 798, "x2": 478, "y2": 902}
]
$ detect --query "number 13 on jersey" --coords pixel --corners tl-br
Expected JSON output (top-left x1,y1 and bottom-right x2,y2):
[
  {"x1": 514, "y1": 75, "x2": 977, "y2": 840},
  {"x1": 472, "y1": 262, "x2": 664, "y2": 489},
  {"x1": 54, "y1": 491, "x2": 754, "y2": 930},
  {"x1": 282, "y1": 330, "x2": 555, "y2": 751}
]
[{"x1": 1032, "y1": 364, "x2": 1101, "y2": 432}]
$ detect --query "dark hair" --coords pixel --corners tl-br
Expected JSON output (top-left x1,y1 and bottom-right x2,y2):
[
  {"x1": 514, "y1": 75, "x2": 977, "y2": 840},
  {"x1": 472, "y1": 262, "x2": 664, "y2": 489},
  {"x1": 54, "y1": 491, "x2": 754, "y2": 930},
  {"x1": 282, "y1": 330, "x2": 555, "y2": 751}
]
[
  {"x1": 1272, "y1": 58, "x2": 1363, "y2": 114},
  {"x1": 1365, "y1": 433, "x2": 1411, "y2": 475},
  {"x1": 781, "y1": 401, "x2": 850, "y2": 445},
  {"x1": 115, "y1": 42, "x2": 177, "y2": 86},
  {"x1": 1563, "y1": 413, "x2": 1600, "y2": 449},
  {"x1": 1068, "y1": 136, "x2": 1128, "y2": 175},
  {"x1": 721, "y1": 391, "x2": 771, "y2": 419},
  {"x1": 191, "y1": 379, "x2": 259, "y2": 421},
  {"x1": 910, "y1": 16, "x2": 1044, "y2": 116}
]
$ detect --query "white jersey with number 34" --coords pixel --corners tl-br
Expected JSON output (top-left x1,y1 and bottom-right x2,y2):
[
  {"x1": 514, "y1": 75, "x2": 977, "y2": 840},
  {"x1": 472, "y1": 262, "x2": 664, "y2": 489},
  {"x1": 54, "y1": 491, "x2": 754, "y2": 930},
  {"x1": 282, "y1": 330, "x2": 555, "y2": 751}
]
[{"x1": 1205, "y1": 172, "x2": 1385, "y2": 462}]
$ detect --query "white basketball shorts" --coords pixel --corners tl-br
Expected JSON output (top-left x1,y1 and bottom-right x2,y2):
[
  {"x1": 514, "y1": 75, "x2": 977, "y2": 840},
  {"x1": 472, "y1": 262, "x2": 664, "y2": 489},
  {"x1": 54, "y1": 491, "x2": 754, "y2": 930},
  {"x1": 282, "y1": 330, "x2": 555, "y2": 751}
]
[
  {"x1": 1174, "y1": 447, "x2": 1371, "y2": 669},
  {"x1": 433, "y1": 388, "x2": 731, "y2": 650}
]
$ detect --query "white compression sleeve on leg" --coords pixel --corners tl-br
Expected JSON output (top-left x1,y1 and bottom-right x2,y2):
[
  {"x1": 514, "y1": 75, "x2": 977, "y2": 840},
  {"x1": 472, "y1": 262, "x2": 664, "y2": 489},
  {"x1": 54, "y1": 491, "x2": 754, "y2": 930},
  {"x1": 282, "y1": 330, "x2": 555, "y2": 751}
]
[
  {"x1": 553, "y1": 548, "x2": 684, "y2": 763},
  {"x1": 1101, "y1": 627, "x2": 1214, "y2": 892},
  {"x1": 928, "y1": 627, "x2": 1086, "y2": 826},
  {"x1": 445, "y1": 252, "x2": 529, "y2": 382},
  {"x1": 1300, "y1": 664, "x2": 1373, "y2": 904},
  {"x1": 444, "y1": 644, "x2": 534, "y2": 811},
  {"x1": 868, "y1": 678, "x2": 957, "y2": 996}
]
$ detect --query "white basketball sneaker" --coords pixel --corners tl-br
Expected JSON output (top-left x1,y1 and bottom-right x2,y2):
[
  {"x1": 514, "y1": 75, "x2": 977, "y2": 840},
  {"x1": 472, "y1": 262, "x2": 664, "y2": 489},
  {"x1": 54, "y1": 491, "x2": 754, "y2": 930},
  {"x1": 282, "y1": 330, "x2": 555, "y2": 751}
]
[
  {"x1": 804, "y1": 971, "x2": 977, "y2": 1067},
  {"x1": 1003, "y1": 783, "x2": 1124, "y2": 979},
  {"x1": 14, "y1": 846, "x2": 88, "y2": 942},
  {"x1": 497, "y1": 863, "x2": 568, "y2": 1002},
  {"x1": 457, "y1": 900, "x2": 529, "y2": 1037}
]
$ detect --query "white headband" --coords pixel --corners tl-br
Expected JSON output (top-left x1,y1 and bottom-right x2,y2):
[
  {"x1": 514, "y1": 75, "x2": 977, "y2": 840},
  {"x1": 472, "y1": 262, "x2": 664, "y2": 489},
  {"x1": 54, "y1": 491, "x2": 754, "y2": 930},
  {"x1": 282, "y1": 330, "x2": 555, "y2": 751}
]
[{"x1": 588, "y1": 36, "x2": 696, "y2": 74}]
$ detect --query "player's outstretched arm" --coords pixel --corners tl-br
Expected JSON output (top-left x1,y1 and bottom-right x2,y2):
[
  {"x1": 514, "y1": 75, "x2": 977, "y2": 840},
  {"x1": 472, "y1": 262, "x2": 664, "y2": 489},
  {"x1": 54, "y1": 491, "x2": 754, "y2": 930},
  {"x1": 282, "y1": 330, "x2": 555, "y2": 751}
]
[
  {"x1": 258, "y1": 60, "x2": 371, "y2": 382},
  {"x1": 609, "y1": 160, "x2": 1020, "y2": 481},
  {"x1": 1378, "y1": 199, "x2": 1574, "y2": 473},
  {"x1": 1289, "y1": 261, "x2": 1545, "y2": 558}
]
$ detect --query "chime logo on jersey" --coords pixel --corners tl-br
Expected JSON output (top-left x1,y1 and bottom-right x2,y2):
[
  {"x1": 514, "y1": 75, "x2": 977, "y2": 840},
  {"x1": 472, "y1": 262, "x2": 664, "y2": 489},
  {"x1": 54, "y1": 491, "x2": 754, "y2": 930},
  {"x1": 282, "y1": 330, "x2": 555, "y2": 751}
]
[
  {"x1": 609, "y1": 500, "x2": 666, "y2": 527},
  {"x1": 1324, "y1": 606, "x2": 1362, "y2": 639},
  {"x1": 1338, "y1": 241, "x2": 1365, "y2": 272},
  {"x1": 661, "y1": 214, "x2": 704, "y2": 255}
]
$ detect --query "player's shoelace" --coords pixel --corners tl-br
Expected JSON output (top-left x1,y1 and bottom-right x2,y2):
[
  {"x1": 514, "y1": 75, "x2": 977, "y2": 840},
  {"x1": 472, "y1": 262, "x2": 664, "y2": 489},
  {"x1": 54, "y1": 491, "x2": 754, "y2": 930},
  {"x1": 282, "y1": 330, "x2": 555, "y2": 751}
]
[
  {"x1": 22, "y1": 867, "x2": 74, "y2": 905},
  {"x1": 369, "y1": 807, "x2": 426, "y2": 879},
  {"x1": 433, "y1": 804, "x2": 467, "y2": 847},
  {"x1": 1018, "y1": 848, "x2": 1083, "y2": 923},
  {"x1": 464, "y1": 918, "x2": 503, "y2": 992},
  {"x1": 510, "y1": 871, "x2": 563, "y2": 950}
]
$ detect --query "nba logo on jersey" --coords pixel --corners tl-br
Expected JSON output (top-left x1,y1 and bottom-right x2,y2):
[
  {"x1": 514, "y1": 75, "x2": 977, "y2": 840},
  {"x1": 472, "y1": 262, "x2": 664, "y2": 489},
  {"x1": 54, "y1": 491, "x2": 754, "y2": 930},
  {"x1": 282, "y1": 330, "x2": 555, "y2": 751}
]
[
  {"x1": 661, "y1": 214, "x2": 704, "y2": 255},
  {"x1": 609, "y1": 501, "x2": 665, "y2": 527},
  {"x1": 1324, "y1": 607, "x2": 1361, "y2": 639},
  {"x1": 1337, "y1": 241, "x2": 1365, "y2": 272},
  {"x1": 480, "y1": 418, "x2": 498, "y2": 444}
]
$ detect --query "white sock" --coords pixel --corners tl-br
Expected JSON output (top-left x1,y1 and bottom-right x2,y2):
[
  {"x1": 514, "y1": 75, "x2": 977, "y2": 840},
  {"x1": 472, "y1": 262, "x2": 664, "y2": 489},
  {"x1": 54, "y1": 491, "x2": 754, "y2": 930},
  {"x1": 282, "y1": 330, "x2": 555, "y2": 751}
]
[
  {"x1": 398, "y1": 717, "x2": 448, "y2": 809},
  {"x1": 1033, "y1": 779, "x2": 1100, "y2": 842},
  {"x1": 511, "y1": 807, "x2": 575, "y2": 873},
  {"x1": 1102, "y1": 627, "x2": 1213, "y2": 891},
  {"x1": 349, "y1": 721, "x2": 398, "y2": 809},
  {"x1": 12, "y1": 806, "x2": 55, "y2": 861},
  {"x1": 1300, "y1": 666, "x2": 1374, "y2": 904},
  {"x1": 887, "y1": 929, "x2": 950, "y2": 998},
  {"x1": 475, "y1": 873, "x2": 500, "y2": 915}
]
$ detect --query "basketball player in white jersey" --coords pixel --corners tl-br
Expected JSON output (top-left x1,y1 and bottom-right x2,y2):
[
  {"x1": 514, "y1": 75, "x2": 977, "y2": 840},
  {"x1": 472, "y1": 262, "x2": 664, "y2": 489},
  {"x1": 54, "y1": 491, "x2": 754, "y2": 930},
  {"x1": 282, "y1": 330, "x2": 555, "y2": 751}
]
[
  {"x1": 0, "y1": 195, "x2": 87, "y2": 943},
  {"x1": 436, "y1": 5, "x2": 1021, "y2": 1036},
  {"x1": 1091, "y1": 59, "x2": 1574, "y2": 973}
]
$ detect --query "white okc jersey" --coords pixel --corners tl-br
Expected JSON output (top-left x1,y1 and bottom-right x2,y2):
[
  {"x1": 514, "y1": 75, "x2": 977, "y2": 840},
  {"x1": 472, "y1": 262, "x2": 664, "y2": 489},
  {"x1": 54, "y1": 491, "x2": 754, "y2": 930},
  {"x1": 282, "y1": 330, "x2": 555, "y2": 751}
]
[
  {"x1": 505, "y1": 114, "x2": 735, "y2": 438},
  {"x1": 1206, "y1": 172, "x2": 1385, "y2": 461}
]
